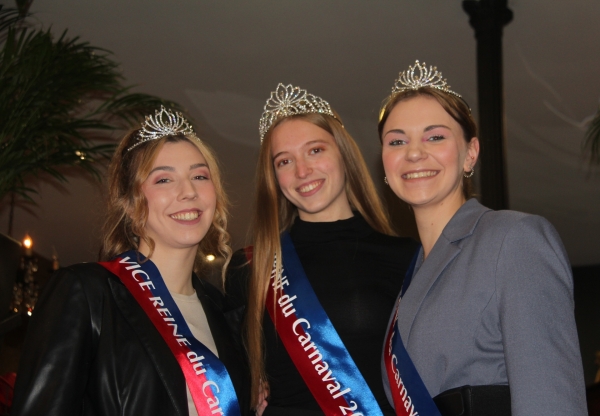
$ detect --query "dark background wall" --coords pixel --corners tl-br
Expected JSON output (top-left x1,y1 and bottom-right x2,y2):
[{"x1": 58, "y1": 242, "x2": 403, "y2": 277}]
[{"x1": 574, "y1": 265, "x2": 600, "y2": 385}]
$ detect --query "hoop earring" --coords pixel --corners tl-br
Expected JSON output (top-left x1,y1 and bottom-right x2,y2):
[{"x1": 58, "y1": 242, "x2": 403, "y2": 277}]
[
  {"x1": 384, "y1": 176, "x2": 389, "y2": 185},
  {"x1": 464, "y1": 165, "x2": 475, "y2": 178}
]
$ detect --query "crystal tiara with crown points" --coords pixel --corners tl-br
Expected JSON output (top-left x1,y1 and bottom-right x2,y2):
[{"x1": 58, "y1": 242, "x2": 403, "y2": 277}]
[
  {"x1": 259, "y1": 83, "x2": 339, "y2": 142},
  {"x1": 127, "y1": 106, "x2": 200, "y2": 152},
  {"x1": 391, "y1": 60, "x2": 462, "y2": 98}
]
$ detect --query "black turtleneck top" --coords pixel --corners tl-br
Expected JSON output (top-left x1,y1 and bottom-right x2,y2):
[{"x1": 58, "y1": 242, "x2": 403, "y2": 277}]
[{"x1": 226, "y1": 214, "x2": 419, "y2": 416}]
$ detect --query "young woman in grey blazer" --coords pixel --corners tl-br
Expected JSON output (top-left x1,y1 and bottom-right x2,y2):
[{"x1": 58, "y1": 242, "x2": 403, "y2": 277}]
[{"x1": 377, "y1": 61, "x2": 586, "y2": 416}]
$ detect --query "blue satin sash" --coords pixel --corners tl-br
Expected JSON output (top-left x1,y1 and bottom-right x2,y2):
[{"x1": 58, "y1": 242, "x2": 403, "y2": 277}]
[
  {"x1": 266, "y1": 232, "x2": 383, "y2": 415},
  {"x1": 100, "y1": 251, "x2": 241, "y2": 416},
  {"x1": 384, "y1": 247, "x2": 442, "y2": 416}
]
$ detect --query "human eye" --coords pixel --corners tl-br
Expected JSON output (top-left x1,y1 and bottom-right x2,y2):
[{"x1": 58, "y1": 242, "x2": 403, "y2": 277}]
[
  {"x1": 192, "y1": 168, "x2": 211, "y2": 180},
  {"x1": 309, "y1": 146, "x2": 324, "y2": 155},
  {"x1": 427, "y1": 135, "x2": 445, "y2": 142},
  {"x1": 275, "y1": 158, "x2": 291, "y2": 168},
  {"x1": 388, "y1": 138, "x2": 406, "y2": 146},
  {"x1": 155, "y1": 177, "x2": 170, "y2": 184}
]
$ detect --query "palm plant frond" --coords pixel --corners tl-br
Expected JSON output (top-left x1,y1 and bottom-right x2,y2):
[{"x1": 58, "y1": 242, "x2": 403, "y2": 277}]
[
  {"x1": 583, "y1": 108, "x2": 600, "y2": 165},
  {"x1": 0, "y1": 13, "x2": 179, "y2": 205},
  {"x1": 0, "y1": 5, "x2": 21, "y2": 31}
]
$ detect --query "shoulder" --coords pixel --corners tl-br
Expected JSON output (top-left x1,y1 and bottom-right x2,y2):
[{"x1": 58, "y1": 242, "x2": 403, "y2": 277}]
[
  {"x1": 42, "y1": 262, "x2": 118, "y2": 297},
  {"x1": 477, "y1": 211, "x2": 573, "y2": 287},
  {"x1": 480, "y1": 208, "x2": 538, "y2": 227},
  {"x1": 60, "y1": 262, "x2": 118, "y2": 280},
  {"x1": 478, "y1": 209, "x2": 564, "y2": 249}
]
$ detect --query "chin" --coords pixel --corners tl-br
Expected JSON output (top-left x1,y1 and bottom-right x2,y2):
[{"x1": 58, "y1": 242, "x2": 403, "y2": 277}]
[{"x1": 399, "y1": 193, "x2": 436, "y2": 208}]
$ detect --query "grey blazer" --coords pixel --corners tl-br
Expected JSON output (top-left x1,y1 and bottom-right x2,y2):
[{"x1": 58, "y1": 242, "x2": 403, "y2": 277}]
[{"x1": 382, "y1": 199, "x2": 586, "y2": 416}]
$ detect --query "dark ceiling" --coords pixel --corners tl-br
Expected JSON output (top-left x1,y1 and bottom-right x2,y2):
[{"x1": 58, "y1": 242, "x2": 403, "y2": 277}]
[{"x1": 1, "y1": 0, "x2": 599, "y2": 266}]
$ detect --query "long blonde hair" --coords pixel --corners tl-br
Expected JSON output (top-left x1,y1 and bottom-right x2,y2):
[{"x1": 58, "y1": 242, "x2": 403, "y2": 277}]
[
  {"x1": 245, "y1": 112, "x2": 394, "y2": 405},
  {"x1": 100, "y1": 131, "x2": 232, "y2": 282}
]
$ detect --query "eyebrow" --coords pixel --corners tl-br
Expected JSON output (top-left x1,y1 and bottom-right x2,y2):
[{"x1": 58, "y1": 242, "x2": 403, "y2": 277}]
[
  {"x1": 148, "y1": 166, "x2": 174, "y2": 175},
  {"x1": 272, "y1": 140, "x2": 329, "y2": 161},
  {"x1": 148, "y1": 163, "x2": 208, "y2": 175},
  {"x1": 383, "y1": 124, "x2": 451, "y2": 138},
  {"x1": 424, "y1": 124, "x2": 450, "y2": 132},
  {"x1": 190, "y1": 163, "x2": 208, "y2": 170},
  {"x1": 383, "y1": 128, "x2": 406, "y2": 137}
]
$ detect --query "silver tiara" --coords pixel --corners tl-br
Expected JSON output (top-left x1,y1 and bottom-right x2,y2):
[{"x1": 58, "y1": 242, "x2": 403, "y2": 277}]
[
  {"x1": 392, "y1": 60, "x2": 462, "y2": 98},
  {"x1": 127, "y1": 106, "x2": 200, "y2": 152},
  {"x1": 258, "y1": 83, "x2": 338, "y2": 142}
]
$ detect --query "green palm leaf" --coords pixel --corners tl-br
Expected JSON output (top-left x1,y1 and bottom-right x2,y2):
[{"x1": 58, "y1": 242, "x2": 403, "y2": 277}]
[{"x1": 0, "y1": 8, "x2": 179, "y2": 204}]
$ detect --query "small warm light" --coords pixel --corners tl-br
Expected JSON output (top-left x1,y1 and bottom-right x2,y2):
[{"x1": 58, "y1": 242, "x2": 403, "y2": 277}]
[
  {"x1": 206, "y1": 254, "x2": 215, "y2": 262},
  {"x1": 27, "y1": 311, "x2": 32, "y2": 316},
  {"x1": 23, "y1": 234, "x2": 33, "y2": 256}
]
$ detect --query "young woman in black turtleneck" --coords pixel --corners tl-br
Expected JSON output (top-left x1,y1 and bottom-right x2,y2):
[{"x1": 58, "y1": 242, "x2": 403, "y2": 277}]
[{"x1": 226, "y1": 84, "x2": 418, "y2": 416}]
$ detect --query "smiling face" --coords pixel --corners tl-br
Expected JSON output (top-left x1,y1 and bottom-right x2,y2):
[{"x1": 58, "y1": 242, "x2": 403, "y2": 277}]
[
  {"x1": 270, "y1": 118, "x2": 352, "y2": 222},
  {"x1": 381, "y1": 95, "x2": 479, "y2": 214},
  {"x1": 139, "y1": 140, "x2": 216, "y2": 255}
]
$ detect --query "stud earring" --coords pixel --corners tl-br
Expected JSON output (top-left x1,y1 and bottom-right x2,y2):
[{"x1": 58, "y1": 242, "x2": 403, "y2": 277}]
[{"x1": 384, "y1": 176, "x2": 389, "y2": 185}]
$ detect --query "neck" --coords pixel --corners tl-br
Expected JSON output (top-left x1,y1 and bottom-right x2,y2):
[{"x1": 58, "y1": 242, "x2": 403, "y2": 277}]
[
  {"x1": 297, "y1": 199, "x2": 354, "y2": 223},
  {"x1": 138, "y1": 243, "x2": 197, "y2": 295},
  {"x1": 413, "y1": 194, "x2": 466, "y2": 259}
]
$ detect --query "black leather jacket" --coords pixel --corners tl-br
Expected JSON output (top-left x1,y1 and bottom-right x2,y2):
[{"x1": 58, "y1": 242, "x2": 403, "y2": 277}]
[{"x1": 11, "y1": 263, "x2": 250, "y2": 416}]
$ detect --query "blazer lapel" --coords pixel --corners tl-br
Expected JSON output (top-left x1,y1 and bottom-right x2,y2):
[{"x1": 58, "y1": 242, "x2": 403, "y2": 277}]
[
  {"x1": 397, "y1": 199, "x2": 491, "y2": 343},
  {"x1": 107, "y1": 276, "x2": 188, "y2": 416},
  {"x1": 397, "y1": 236, "x2": 461, "y2": 343}
]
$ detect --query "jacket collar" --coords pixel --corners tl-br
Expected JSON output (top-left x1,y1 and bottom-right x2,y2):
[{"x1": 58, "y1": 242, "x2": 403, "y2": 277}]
[
  {"x1": 397, "y1": 198, "x2": 491, "y2": 342},
  {"x1": 441, "y1": 198, "x2": 490, "y2": 244},
  {"x1": 108, "y1": 271, "x2": 248, "y2": 415},
  {"x1": 107, "y1": 274, "x2": 189, "y2": 416}
]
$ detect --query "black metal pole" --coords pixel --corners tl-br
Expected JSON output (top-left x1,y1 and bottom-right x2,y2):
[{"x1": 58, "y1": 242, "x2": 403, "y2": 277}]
[{"x1": 463, "y1": 0, "x2": 513, "y2": 210}]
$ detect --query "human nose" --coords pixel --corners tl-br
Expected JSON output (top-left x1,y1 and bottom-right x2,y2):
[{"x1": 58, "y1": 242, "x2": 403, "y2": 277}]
[
  {"x1": 178, "y1": 178, "x2": 198, "y2": 200},
  {"x1": 295, "y1": 158, "x2": 313, "y2": 179},
  {"x1": 405, "y1": 140, "x2": 426, "y2": 162}
]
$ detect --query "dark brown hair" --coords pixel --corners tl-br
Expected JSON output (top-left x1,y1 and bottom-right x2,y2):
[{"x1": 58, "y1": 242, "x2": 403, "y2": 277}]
[{"x1": 378, "y1": 88, "x2": 478, "y2": 198}]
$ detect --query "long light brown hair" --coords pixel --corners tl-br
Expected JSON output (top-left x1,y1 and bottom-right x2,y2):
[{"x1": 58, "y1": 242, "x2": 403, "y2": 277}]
[
  {"x1": 378, "y1": 88, "x2": 478, "y2": 198},
  {"x1": 246, "y1": 112, "x2": 394, "y2": 405},
  {"x1": 100, "y1": 131, "x2": 232, "y2": 282}
]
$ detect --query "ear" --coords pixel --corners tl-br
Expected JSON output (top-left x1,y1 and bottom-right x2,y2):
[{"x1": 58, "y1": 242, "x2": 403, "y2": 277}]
[{"x1": 464, "y1": 137, "x2": 480, "y2": 171}]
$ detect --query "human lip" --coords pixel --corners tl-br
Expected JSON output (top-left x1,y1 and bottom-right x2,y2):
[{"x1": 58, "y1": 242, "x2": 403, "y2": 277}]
[
  {"x1": 170, "y1": 210, "x2": 201, "y2": 221},
  {"x1": 296, "y1": 180, "x2": 324, "y2": 194},
  {"x1": 402, "y1": 170, "x2": 439, "y2": 180}
]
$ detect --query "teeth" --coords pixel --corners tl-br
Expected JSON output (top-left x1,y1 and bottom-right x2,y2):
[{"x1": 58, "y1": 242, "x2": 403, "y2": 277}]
[
  {"x1": 403, "y1": 171, "x2": 438, "y2": 179},
  {"x1": 298, "y1": 181, "x2": 321, "y2": 193},
  {"x1": 170, "y1": 211, "x2": 199, "y2": 221}
]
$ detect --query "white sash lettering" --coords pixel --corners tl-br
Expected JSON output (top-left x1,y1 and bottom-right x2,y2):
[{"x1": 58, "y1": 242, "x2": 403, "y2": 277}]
[
  {"x1": 117, "y1": 256, "x2": 225, "y2": 413},
  {"x1": 271, "y1": 266, "x2": 351, "y2": 401}
]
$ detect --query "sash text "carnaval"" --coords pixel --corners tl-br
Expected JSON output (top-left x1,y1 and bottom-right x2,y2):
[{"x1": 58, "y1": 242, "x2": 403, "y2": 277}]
[{"x1": 271, "y1": 266, "x2": 352, "y2": 401}]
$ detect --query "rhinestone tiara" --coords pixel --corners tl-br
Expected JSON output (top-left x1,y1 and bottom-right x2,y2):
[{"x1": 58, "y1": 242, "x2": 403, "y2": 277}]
[
  {"x1": 259, "y1": 83, "x2": 339, "y2": 142},
  {"x1": 127, "y1": 106, "x2": 200, "y2": 152},
  {"x1": 391, "y1": 60, "x2": 462, "y2": 98}
]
